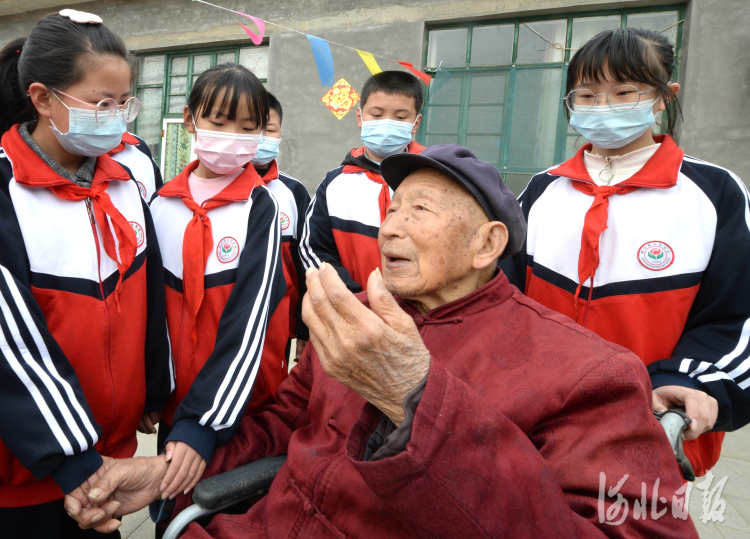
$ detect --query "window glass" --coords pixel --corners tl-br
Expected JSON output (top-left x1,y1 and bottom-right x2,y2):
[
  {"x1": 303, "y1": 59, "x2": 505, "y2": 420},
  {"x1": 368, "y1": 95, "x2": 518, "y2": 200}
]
[
  {"x1": 516, "y1": 20, "x2": 567, "y2": 64},
  {"x1": 426, "y1": 28, "x2": 468, "y2": 68},
  {"x1": 504, "y1": 173, "x2": 534, "y2": 196},
  {"x1": 425, "y1": 106, "x2": 460, "y2": 134},
  {"x1": 171, "y1": 56, "x2": 188, "y2": 76},
  {"x1": 470, "y1": 24, "x2": 514, "y2": 66},
  {"x1": 427, "y1": 75, "x2": 462, "y2": 105},
  {"x1": 170, "y1": 76, "x2": 187, "y2": 95},
  {"x1": 507, "y1": 68, "x2": 563, "y2": 169},
  {"x1": 217, "y1": 52, "x2": 237, "y2": 64},
  {"x1": 192, "y1": 54, "x2": 211, "y2": 75},
  {"x1": 138, "y1": 55, "x2": 164, "y2": 86},
  {"x1": 424, "y1": 134, "x2": 459, "y2": 146},
  {"x1": 571, "y1": 15, "x2": 621, "y2": 52},
  {"x1": 465, "y1": 73, "x2": 505, "y2": 165},
  {"x1": 240, "y1": 47, "x2": 269, "y2": 79},
  {"x1": 627, "y1": 11, "x2": 680, "y2": 44},
  {"x1": 135, "y1": 87, "x2": 163, "y2": 157},
  {"x1": 168, "y1": 95, "x2": 186, "y2": 114}
]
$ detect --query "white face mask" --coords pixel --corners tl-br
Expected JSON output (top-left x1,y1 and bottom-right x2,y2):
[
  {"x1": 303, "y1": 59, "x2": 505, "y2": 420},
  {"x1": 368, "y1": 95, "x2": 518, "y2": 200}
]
[{"x1": 193, "y1": 128, "x2": 261, "y2": 175}]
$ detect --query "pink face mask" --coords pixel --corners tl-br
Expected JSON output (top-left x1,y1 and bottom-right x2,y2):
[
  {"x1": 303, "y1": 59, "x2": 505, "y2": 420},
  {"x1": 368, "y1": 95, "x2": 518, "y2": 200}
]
[{"x1": 194, "y1": 127, "x2": 261, "y2": 175}]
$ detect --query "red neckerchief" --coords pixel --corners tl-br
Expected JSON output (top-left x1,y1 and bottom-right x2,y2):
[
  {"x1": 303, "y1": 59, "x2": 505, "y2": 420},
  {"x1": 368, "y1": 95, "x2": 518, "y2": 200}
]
[
  {"x1": 159, "y1": 160, "x2": 261, "y2": 361},
  {"x1": 549, "y1": 135, "x2": 684, "y2": 322},
  {"x1": 2, "y1": 124, "x2": 137, "y2": 311},
  {"x1": 108, "y1": 132, "x2": 141, "y2": 155},
  {"x1": 257, "y1": 160, "x2": 279, "y2": 186},
  {"x1": 342, "y1": 141, "x2": 425, "y2": 223}
]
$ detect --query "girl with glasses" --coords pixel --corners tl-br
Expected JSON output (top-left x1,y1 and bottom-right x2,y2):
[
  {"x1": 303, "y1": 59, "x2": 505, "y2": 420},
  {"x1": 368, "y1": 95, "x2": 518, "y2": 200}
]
[
  {"x1": 502, "y1": 27, "x2": 750, "y2": 481},
  {"x1": 0, "y1": 11, "x2": 171, "y2": 537}
]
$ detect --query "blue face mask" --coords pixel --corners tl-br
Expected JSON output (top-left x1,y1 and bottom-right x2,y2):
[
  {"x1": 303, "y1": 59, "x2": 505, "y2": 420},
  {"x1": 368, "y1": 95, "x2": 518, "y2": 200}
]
[
  {"x1": 252, "y1": 135, "x2": 281, "y2": 167},
  {"x1": 360, "y1": 119, "x2": 415, "y2": 158},
  {"x1": 49, "y1": 95, "x2": 127, "y2": 157},
  {"x1": 569, "y1": 99, "x2": 656, "y2": 150}
]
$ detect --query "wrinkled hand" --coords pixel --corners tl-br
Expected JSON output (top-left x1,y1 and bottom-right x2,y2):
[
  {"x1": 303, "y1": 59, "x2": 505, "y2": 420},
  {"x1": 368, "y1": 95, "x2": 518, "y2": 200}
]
[
  {"x1": 137, "y1": 411, "x2": 161, "y2": 434},
  {"x1": 295, "y1": 339, "x2": 308, "y2": 361},
  {"x1": 160, "y1": 441, "x2": 206, "y2": 499},
  {"x1": 653, "y1": 385, "x2": 719, "y2": 440},
  {"x1": 64, "y1": 455, "x2": 168, "y2": 532},
  {"x1": 302, "y1": 263, "x2": 430, "y2": 425}
]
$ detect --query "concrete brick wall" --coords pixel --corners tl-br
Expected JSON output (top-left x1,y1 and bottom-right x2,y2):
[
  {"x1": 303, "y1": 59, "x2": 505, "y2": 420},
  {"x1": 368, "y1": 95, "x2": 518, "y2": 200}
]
[{"x1": 1, "y1": 0, "x2": 748, "y2": 191}]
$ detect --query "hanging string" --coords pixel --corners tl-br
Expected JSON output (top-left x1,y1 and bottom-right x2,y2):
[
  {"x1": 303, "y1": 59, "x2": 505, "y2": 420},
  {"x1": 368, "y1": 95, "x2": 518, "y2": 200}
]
[
  {"x1": 192, "y1": 0, "x2": 400, "y2": 65},
  {"x1": 659, "y1": 19, "x2": 685, "y2": 35},
  {"x1": 520, "y1": 22, "x2": 575, "y2": 53}
]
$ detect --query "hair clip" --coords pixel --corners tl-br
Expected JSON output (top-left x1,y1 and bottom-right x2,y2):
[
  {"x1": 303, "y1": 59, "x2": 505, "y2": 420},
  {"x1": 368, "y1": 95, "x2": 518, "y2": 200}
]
[{"x1": 59, "y1": 9, "x2": 103, "y2": 24}]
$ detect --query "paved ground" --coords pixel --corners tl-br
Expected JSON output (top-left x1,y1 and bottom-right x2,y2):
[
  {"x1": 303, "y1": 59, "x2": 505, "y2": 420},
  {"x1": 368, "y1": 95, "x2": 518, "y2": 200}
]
[{"x1": 121, "y1": 424, "x2": 750, "y2": 538}]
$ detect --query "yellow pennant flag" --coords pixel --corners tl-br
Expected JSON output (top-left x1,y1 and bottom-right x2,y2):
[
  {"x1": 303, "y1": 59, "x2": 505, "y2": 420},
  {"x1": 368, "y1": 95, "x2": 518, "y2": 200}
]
[{"x1": 357, "y1": 50, "x2": 383, "y2": 75}]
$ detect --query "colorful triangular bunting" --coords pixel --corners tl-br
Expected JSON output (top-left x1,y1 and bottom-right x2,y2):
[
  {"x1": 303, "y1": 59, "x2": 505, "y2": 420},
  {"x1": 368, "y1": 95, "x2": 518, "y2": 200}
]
[{"x1": 307, "y1": 35, "x2": 335, "y2": 87}]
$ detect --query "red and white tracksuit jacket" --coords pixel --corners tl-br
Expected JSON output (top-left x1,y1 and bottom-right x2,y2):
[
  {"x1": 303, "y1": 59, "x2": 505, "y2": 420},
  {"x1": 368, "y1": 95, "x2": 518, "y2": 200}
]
[
  {"x1": 0, "y1": 125, "x2": 171, "y2": 507},
  {"x1": 151, "y1": 161, "x2": 286, "y2": 463},
  {"x1": 501, "y1": 135, "x2": 750, "y2": 477},
  {"x1": 259, "y1": 161, "x2": 311, "y2": 341},
  {"x1": 300, "y1": 142, "x2": 424, "y2": 292},
  {"x1": 110, "y1": 132, "x2": 163, "y2": 202}
]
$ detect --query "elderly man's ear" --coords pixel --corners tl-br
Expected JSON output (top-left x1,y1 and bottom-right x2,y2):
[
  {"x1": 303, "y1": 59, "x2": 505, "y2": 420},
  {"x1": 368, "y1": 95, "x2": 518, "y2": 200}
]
[{"x1": 472, "y1": 222, "x2": 509, "y2": 270}]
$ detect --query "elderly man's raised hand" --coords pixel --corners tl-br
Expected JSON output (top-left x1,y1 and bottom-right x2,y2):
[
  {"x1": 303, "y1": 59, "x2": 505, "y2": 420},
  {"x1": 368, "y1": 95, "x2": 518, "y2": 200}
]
[
  {"x1": 64, "y1": 455, "x2": 168, "y2": 533},
  {"x1": 302, "y1": 263, "x2": 430, "y2": 425}
]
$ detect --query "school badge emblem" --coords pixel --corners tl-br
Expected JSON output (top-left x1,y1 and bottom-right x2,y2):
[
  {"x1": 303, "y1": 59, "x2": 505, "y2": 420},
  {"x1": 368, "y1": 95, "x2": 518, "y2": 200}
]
[
  {"x1": 136, "y1": 181, "x2": 147, "y2": 200},
  {"x1": 638, "y1": 241, "x2": 674, "y2": 271},
  {"x1": 217, "y1": 237, "x2": 240, "y2": 263},
  {"x1": 129, "y1": 221, "x2": 144, "y2": 247},
  {"x1": 280, "y1": 212, "x2": 290, "y2": 230}
]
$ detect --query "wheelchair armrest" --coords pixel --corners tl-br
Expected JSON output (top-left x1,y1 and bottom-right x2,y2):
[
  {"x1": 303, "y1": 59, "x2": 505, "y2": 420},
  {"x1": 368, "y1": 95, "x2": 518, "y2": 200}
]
[
  {"x1": 655, "y1": 409, "x2": 695, "y2": 482},
  {"x1": 192, "y1": 455, "x2": 287, "y2": 510}
]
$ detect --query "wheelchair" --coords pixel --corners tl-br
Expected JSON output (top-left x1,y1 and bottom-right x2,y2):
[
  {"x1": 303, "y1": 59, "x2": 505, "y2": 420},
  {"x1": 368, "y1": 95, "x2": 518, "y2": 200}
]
[{"x1": 162, "y1": 409, "x2": 695, "y2": 539}]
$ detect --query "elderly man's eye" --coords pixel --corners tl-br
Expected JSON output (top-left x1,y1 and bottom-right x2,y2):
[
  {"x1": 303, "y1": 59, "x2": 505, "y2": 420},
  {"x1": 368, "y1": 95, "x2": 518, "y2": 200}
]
[{"x1": 415, "y1": 205, "x2": 427, "y2": 211}]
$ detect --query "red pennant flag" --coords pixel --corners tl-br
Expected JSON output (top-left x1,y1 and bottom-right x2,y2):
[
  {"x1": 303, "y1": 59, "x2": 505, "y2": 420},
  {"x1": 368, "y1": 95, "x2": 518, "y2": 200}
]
[{"x1": 397, "y1": 61, "x2": 432, "y2": 85}]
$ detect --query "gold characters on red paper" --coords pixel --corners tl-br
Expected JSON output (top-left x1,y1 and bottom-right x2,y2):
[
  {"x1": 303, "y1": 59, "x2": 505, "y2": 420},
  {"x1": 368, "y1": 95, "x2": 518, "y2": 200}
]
[{"x1": 321, "y1": 78, "x2": 361, "y2": 120}]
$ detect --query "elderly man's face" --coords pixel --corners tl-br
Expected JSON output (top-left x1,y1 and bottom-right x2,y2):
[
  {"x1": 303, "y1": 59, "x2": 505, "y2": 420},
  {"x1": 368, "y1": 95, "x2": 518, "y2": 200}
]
[{"x1": 378, "y1": 169, "x2": 492, "y2": 309}]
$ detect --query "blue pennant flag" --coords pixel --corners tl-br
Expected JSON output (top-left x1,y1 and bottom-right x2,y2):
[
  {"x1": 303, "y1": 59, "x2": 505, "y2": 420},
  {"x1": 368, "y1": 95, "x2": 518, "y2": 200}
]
[{"x1": 306, "y1": 35, "x2": 335, "y2": 87}]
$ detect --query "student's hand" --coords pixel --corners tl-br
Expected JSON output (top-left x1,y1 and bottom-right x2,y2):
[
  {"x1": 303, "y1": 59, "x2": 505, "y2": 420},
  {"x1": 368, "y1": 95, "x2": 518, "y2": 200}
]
[
  {"x1": 160, "y1": 441, "x2": 206, "y2": 499},
  {"x1": 653, "y1": 385, "x2": 719, "y2": 440},
  {"x1": 137, "y1": 411, "x2": 161, "y2": 434},
  {"x1": 295, "y1": 339, "x2": 308, "y2": 360}
]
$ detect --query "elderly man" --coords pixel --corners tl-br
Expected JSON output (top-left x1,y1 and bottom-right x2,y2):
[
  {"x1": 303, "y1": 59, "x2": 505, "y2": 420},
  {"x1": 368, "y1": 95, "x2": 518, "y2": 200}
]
[{"x1": 66, "y1": 145, "x2": 698, "y2": 538}]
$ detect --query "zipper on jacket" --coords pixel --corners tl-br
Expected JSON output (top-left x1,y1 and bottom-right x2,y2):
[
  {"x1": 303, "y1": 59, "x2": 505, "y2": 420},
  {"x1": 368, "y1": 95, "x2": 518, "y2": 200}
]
[{"x1": 85, "y1": 197, "x2": 116, "y2": 450}]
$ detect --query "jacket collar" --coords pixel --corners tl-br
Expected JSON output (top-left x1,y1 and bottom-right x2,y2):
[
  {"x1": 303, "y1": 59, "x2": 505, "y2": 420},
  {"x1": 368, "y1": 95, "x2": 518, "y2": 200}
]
[
  {"x1": 258, "y1": 160, "x2": 279, "y2": 185},
  {"x1": 397, "y1": 270, "x2": 515, "y2": 322},
  {"x1": 342, "y1": 142, "x2": 426, "y2": 175},
  {"x1": 549, "y1": 135, "x2": 684, "y2": 189},
  {"x1": 159, "y1": 159, "x2": 261, "y2": 205},
  {"x1": 2, "y1": 124, "x2": 130, "y2": 189},
  {"x1": 108, "y1": 132, "x2": 141, "y2": 155}
]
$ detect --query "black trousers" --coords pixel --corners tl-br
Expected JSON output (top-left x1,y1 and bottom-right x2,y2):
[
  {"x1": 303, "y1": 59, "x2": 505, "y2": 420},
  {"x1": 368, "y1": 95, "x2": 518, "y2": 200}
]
[{"x1": 0, "y1": 498, "x2": 122, "y2": 539}]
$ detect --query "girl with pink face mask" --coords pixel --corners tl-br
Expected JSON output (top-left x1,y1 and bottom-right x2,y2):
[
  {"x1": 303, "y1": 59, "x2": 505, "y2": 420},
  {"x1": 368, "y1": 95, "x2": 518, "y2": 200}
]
[{"x1": 148, "y1": 64, "x2": 288, "y2": 512}]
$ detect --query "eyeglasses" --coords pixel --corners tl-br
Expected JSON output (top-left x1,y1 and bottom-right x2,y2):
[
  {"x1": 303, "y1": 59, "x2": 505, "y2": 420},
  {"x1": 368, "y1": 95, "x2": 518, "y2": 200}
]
[
  {"x1": 564, "y1": 85, "x2": 658, "y2": 113},
  {"x1": 52, "y1": 89, "x2": 141, "y2": 126}
]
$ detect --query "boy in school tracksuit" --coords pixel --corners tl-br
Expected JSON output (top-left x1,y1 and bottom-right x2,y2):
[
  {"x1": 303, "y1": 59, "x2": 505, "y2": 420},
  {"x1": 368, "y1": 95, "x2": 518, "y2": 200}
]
[
  {"x1": 252, "y1": 93, "x2": 312, "y2": 354},
  {"x1": 110, "y1": 132, "x2": 164, "y2": 202},
  {"x1": 300, "y1": 71, "x2": 425, "y2": 293}
]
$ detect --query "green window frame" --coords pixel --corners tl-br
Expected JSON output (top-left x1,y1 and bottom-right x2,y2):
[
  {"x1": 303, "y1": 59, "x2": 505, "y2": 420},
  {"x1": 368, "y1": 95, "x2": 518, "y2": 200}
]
[
  {"x1": 419, "y1": 6, "x2": 685, "y2": 194},
  {"x1": 132, "y1": 45, "x2": 269, "y2": 165}
]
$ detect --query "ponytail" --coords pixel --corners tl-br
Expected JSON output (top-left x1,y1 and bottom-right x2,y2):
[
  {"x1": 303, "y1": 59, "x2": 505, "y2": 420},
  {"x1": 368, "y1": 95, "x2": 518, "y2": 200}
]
[
  {"x1": 0, "y1": 38, "x2": 34, "y2": 136},
  {"x1": 0, "y1": 13, "x2": 130, "y2": 138}
]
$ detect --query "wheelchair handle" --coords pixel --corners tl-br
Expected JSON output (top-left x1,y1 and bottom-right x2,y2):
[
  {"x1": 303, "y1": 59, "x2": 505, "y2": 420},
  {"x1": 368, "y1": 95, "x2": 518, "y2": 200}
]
[{"x1": 654, "y1": 408, "x2": 695, "y2": 481}]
